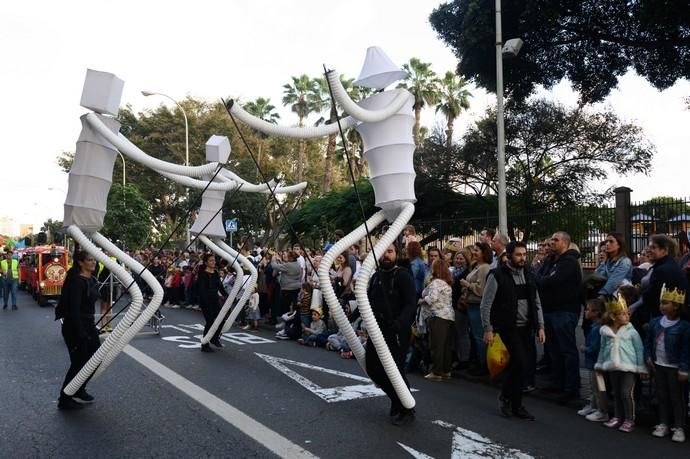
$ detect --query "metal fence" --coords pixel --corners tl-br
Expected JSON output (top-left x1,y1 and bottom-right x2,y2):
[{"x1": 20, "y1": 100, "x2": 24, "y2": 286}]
[{"x1": 410, "y1": 195, "x2": 690, "y2": 269}]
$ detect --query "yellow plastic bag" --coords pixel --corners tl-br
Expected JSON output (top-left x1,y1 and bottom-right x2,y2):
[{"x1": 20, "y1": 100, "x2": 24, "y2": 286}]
[{"x1": 486, "y1": 333, "x2": 510, "y2": 378}]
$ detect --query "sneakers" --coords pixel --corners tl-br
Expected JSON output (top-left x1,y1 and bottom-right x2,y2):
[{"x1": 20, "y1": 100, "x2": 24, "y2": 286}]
[
  {"x1": 275, "y1": 322, "x2": 285, "y2": 331},
  {"x1": 11, "y1": 305, "x2": 17, "y2": 310},
  {"x1": 577, "y1": 404, "x2": 596, "y2": 416},
  {"x1": 241, "y1": 324, "x2": 251, "y2": 330},
  {"x1": 441, "y1": 372, "x2": 452, "y2": 380},
  {"x1": 58, "y1": 395, "x2": 84, "y2": 410},
  {"x1": 424, "y1": 372, "x2": 443, "y2": 381},
  {"x1": 210, "y1": 338, "x2": 223, "y2": 348},
  {"x1": 671, "y1": 428, "x2": 686, "y2": 443},
  {"x1": 2, "y1": 304, "x2": 6, "y2": 310},
  {"x1": 297, "y1": 338, "x2": 305, "y2": 345},
  {"x1": 603, "y1": 417, "x2": 622, "y2": 429},
  {"x1": 200, "y1": 343, "x2": 214, "y2": 353},
  {"x1": 619, "y1": 421, "x2": 635, "y2": 433},
  {"x1": 652, "y1": 424, "x2": 670, "y2": 438},
  {"x1": 585, "y1": 410, "x2": 609, "y2": 422},
  {"x1": 275, "y1": 332, "x2": 290, "y2": 340},
  {"x1": 522, "y1": 385, "x2": 536, "y2": 394},
  {"x1": 73, "y1": 390, "x2": 94, "y2": 404}
]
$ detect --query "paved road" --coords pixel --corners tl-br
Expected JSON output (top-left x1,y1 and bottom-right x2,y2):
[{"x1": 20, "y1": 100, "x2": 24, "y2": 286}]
[{"x1": 1, "y1": 290, "x2": 687, "y2": 458}]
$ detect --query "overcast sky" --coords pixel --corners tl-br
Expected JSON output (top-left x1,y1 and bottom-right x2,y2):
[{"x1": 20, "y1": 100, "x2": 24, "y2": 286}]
[{"x1": 2, "y1": 1, "x2": 688, "y2": 235}]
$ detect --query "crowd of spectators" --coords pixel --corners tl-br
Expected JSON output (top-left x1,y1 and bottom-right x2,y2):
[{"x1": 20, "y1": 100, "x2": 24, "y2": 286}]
[{"x1": 106, "y1": 225, "x2": 690, "y2": 438}]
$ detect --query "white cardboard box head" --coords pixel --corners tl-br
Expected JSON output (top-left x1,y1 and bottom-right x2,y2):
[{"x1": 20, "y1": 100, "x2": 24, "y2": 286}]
[
  {"x1": 80, "y1": 69, "x2": 124, "y2": 116},
  {"x1": 206, "y1": 135, "x2": 230, "y2": 162}
]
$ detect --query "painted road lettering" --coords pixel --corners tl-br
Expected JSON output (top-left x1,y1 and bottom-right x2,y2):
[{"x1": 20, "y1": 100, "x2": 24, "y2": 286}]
[{"x1": 161, "y1": 324, "x2": 275, "y2": 348}]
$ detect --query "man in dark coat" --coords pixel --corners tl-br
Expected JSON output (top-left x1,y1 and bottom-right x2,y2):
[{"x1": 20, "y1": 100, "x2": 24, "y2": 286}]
[
  {"x1": 366, "y1": 244, "x2": 417, "y2": 426},
  {"x1": 537, "y1": 231, "x2": 583, "y2": 403}
]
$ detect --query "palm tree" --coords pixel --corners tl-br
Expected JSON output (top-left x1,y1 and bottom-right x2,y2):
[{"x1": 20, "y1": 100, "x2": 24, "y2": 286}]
[
  {"x1": 282, "y1": 75, "x2": 320, "y2": 182},
  {"x1": 314, "y1": 75, "x2": 357, "y2": 192},
  {"x1": 243, "y1": 97, "x2": 280, "y2": 171},
  {"x1": 243, "y1": 97, "x2": 280, "y2": 123},
  {"x1": 436, "y1": 71, "x2": 472, "y2": 147},
  {"x1": 399, "y1": 58, "x2": 440, "y2": 147}
]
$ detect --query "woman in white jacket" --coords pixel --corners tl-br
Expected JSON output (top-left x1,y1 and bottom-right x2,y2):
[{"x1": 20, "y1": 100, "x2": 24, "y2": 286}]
[{"x1": 420, "y1": 259, "x2": 455, "y2": 381}]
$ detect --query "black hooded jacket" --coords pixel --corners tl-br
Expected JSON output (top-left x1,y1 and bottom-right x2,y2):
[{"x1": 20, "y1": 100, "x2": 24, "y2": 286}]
[{"x1": 536, "y1": 249, "x2": 583, "y2": 314}]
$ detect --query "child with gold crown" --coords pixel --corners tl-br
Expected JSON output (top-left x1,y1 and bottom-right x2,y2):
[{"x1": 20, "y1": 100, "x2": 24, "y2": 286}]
[
  {"x1": 644, "y1": 284, "x2": 690, "y2": 442},
  {"x1": 594, "y1": 293, "x2": 647, "y2": 433}
]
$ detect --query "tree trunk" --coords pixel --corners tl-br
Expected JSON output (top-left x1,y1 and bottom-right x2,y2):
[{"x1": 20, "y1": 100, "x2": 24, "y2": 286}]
[
  {"x1": 446, "y1": 116, "x2": 455, "y2": 148},
  {"x1": 414, "y1": 107, "x2": 422, "y2": 147},
  {"x1": 322, "y1": 105, "x2": 338, "y2": 192},
  {"x1": 297, "y1": 139, "x2": 305, "y2": 182},
  {"x1": 323, "y1": 133, "x2": 336, "y2": 192},
  {"x1": 256, "y1": 142, "x2": 263, "y2": 180}
]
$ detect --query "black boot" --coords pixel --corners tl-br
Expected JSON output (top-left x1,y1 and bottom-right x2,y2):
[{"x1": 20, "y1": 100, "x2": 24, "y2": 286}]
[
  {"x1": 498, "y1": 395, "x2": 512, "y2": 418},
  {"x1": 391, "y1": 408, "x2": 415, "y2": 426}
]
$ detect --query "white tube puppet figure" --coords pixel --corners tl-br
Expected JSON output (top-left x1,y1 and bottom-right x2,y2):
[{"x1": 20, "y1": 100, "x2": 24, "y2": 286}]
[
  {"x1": 191, "y1": 135, "x2": 306, "y2": 347},
  {"x1": 61, "y1": 69, "x2": 253, "y2": 396},
  {"x1": 227, "y1": 47, "x2": 417, "y2": 409}
]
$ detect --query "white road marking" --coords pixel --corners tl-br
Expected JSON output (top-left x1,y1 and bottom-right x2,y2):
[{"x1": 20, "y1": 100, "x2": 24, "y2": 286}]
[
  {"x1": 123, "y1": 345, "x2": 318, "y2": 459},
  {"x1": 255, "y1": 352, "x2": 418, "y2": 403},
  {"x1": 433, "y1": 420, "x2": 533, "y2": 459},
  {"x1": 397, "y1": 442, "x2": 435, "y2": 459}
]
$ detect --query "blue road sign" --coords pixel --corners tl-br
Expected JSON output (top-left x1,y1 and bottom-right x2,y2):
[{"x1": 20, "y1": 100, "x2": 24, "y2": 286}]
[{"x1": 225, "y1": 218, "x2": 238, "y2": 233}]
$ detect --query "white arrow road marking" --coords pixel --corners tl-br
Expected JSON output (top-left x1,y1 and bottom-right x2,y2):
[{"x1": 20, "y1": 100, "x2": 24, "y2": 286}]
[
  {"x1": 123, "y1": 345, "x2": 318, "y2": 459},
  {"x1": 255, "y1": 352, "x2": 418, "y2": 403},
  {"x1": 433, "y1": 420, "x2": 534, "y2": 459},
  {"x1": 397, "y1": 442, "x2": 435, "y2": 459}
]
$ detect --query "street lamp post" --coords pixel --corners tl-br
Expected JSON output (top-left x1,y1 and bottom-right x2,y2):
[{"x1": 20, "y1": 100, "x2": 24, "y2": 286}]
[
  {"x1": 142, "y1": 90, "x2": 191, "y2": 246},
  {"x1": 495, "y1": 0, "x2": 507, "y2": 236}
]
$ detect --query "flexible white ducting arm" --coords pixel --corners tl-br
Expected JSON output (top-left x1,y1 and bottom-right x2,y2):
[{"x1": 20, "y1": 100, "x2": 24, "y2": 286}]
[
  {"x1": 228, "y1": 99, "x2": 357, "y2": 139},
  {"x1": 198, "y1": 235, "x2": 244, "y2": 344},
  {"x1": 156, "y1": 170, "x2": 244, "y2": 191},
  {"x1": 63, "y1": 225, "x2": 144, "y2": 396},
  {"x1": 326, "y1": 71, "x2": 413, "y2": 123},
  {"x1": 317, "y1": 211, "x2": 388, "y2": 371},
  {"x1": 86, "y1": 113, "x2": 219, "y2": 177},
  {"x1": 353, "y1": 202, "x2": 417, "y2": 409},
  {"x1": 218, "y1": 169, "x2": 308, "y2": 194},
  {"x1": 91, "y1": 233, "x2": 164, "y2": 378},
  {"x1": 215, "y1": 239, "x2": 258, "y2": 334}
]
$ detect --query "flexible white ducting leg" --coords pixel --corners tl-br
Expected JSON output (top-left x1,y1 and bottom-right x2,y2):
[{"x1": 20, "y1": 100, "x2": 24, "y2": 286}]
[
  {"x1": 354, "y1": 202, "x2": 416, "y2": 409},
  {"x1": 63, "y1": 225, "x2": 144, "y2": 395},
  {"x1": 198, "y1": 235, "x2": 243, "y2": 344},
  {"x1": 215, "y1": 239, "x2": 258, "y2": 334},
  {"x1": 317, "y1": 211, "x2": 388, "y2": 371},
  {"x1": 91, "y1": 233, "x2": 164, "y2": 377}
]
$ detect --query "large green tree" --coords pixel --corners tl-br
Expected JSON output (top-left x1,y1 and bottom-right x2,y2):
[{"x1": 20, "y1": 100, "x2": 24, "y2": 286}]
[
  {"x1": 430, "y1": 0, "x2": 690, "y2": 103},
  {"x1": 102, "y1": 183, "x2": 152, "y2": 249},
  {"x1": 456, "y1": 99, "x2": 655, "y2": 214}
]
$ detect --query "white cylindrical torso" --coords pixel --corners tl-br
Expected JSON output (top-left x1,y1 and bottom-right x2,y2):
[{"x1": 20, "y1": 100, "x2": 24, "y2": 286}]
[
  {"x1": 63, "y1": 114, "x2": 120, "y2": 233},
  {"x1": 190, "y1": 187, "x2": 226, "y2": 238},
  {"x1": 355, "y1": 88, "x2": 416, "y2": 214}
]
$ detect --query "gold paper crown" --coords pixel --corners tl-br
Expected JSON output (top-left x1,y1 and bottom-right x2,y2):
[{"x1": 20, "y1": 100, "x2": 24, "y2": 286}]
[
  {"x1": 605, "y1": 293, "x2": 628, "y2": 314},
  {"x1": 660, "y1": 283, "x2": 686, "y2": 305}
]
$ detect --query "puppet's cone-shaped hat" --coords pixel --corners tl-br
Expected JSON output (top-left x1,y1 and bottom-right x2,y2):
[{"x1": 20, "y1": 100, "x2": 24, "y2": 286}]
[{"x1": 354, "y1": 46, "x2": 407, "y2": 89}]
